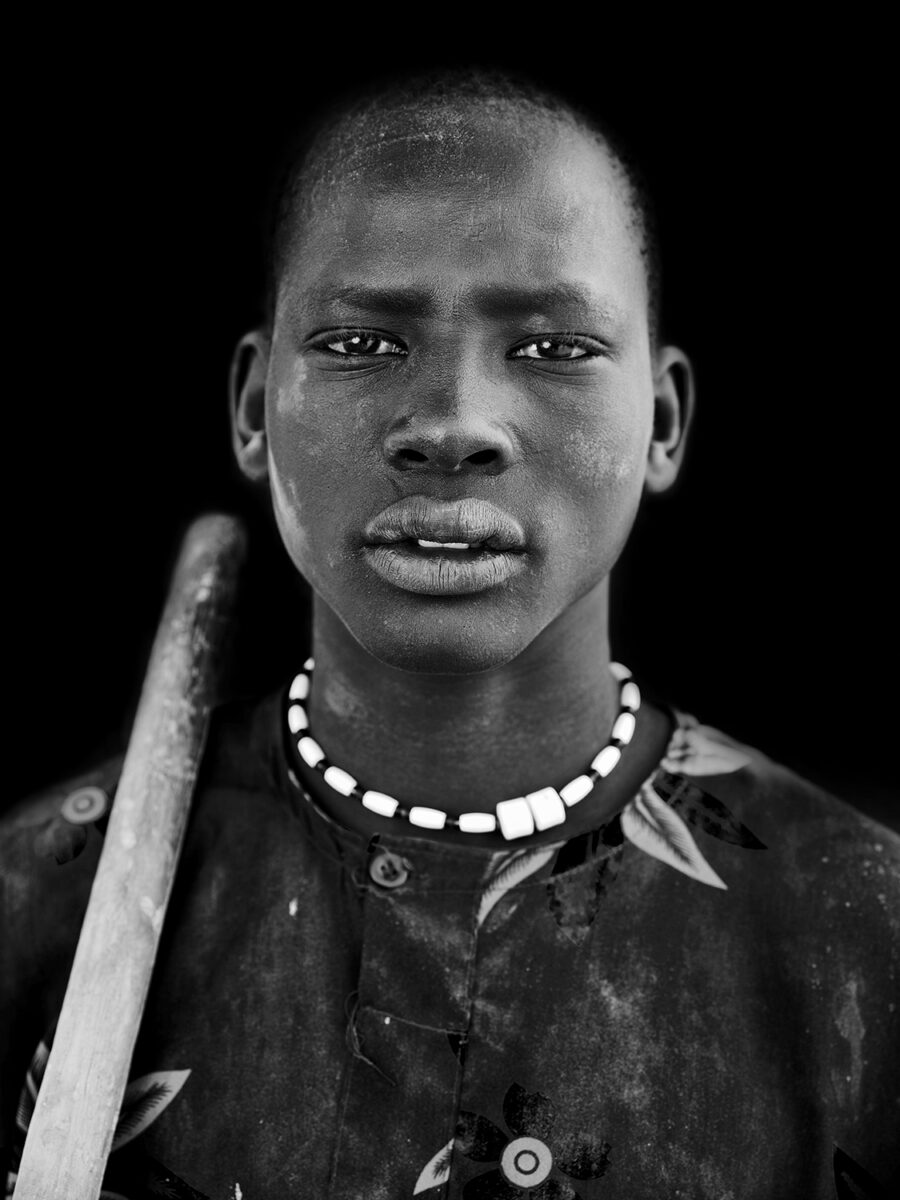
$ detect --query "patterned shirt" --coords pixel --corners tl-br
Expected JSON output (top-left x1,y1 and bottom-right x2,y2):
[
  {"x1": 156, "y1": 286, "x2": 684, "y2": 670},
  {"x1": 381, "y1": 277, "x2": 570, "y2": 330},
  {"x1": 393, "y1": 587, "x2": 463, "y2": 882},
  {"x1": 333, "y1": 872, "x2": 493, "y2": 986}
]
[{"x1": 2, "y1": 687, "x2": 898, "y2": 1199}]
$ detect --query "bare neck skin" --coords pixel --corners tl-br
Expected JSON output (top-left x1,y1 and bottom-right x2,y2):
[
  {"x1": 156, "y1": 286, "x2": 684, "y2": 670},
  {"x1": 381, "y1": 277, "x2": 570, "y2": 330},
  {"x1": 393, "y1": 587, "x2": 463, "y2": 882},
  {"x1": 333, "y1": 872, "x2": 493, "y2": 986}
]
[{"x1": 306, "y1": 580, "x2": 618, "y2": 815}]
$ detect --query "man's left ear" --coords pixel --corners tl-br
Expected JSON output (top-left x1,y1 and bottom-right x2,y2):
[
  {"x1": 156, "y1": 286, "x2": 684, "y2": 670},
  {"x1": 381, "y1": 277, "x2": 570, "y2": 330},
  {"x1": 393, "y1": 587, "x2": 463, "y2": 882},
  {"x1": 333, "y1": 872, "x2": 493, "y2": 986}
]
[{"x1": 644, "y1": 345, "x2": 695, "y2": 495}]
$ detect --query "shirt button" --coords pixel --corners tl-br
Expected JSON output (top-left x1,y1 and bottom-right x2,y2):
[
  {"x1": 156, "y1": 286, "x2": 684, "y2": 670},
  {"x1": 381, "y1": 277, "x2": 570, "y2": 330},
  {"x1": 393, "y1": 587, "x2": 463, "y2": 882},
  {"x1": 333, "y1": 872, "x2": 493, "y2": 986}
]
[{"x1": 368, "y1": 849, "x2": 411, "y2": 889}]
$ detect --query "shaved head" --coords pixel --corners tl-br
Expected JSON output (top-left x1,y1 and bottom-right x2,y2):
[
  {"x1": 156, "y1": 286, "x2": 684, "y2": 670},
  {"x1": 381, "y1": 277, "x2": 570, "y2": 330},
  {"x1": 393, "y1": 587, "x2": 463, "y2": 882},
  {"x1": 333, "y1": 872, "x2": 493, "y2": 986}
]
[{"x1": 266, "y1": 68, "x2": 661, "y2": 339}]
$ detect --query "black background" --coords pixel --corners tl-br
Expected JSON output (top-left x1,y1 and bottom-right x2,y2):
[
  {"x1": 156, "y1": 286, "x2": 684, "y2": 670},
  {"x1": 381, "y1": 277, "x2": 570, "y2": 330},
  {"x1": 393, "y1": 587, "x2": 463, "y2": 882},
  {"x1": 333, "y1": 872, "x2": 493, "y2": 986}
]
[{"x1": 7, "y1": 30, "x2": 896, "y2": 826}]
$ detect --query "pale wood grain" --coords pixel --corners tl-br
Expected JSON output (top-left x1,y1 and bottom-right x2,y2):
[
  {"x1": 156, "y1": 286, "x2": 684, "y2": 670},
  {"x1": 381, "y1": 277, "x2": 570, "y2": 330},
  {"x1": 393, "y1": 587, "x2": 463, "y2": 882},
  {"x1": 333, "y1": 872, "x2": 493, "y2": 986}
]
[{"x1": 15, "y1": 513, "x2": 247, "y2": 1199}]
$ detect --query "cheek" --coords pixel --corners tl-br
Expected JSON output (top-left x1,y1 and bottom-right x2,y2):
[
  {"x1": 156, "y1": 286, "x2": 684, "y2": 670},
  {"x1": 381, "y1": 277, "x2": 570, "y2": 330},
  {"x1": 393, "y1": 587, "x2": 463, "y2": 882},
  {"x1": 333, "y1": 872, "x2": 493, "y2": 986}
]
[
  {"x1": 544, "y1": 397, "x2": 652, "y2": 582},
  {"x1": 269, "y1": 457, "x2": 312, "y2": 570},
  {"x1": 557, "y1": 389, "x2": 652, "y2": 504}
]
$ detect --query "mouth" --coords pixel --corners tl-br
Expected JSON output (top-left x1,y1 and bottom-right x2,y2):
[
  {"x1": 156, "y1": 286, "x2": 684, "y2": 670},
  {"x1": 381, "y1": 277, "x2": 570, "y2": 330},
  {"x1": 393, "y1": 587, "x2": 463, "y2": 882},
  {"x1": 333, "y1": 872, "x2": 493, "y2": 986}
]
[{"x1": 363, "y1": 497, "x2": 528, "y2": 595}]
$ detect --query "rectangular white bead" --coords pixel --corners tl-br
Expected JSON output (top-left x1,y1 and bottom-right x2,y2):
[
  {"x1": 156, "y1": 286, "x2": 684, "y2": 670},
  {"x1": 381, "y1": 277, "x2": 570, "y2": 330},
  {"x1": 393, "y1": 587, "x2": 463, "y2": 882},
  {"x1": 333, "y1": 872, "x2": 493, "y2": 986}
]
[
  {"x1": 298, "y1": 736, "x2": 325, "y2": 768},
  {"x1": 526, "y1": 786, "x2": 566, "y2": 830},
  {"x1": 289, "y1": 674, "x2": 310, "y2": 701},
  {"x1": 458, "y1": 811, "x2": 498, "y2": 834},
  {"x1": 609, "y1": 661, "x2": 632, "y2": 681},
  {"x1": 323, "y1": 765, "x2": 357, "y2": 796},
  {"x1": 591, "y1": 745, "x2": 622, "y2": 777},
  {"x1": 287, "y1": 704, "x2": 308, "y2": 733},
  {"x1": 496, "y1": 796, "x2": 535, "y2": 840},
  {"x1": 559, "y1": 775, "x2": 594, "y2": 807},
  {"x1": 409, "y1": 806, "x2": 447, "y2": 830},
  {"x1": 361, "y1": 790, "x2": 398, "y2": 817},
  {"x1": 612, "y1": 711, "x2": 636, "y2": 744},
  {"x1": 620, "y1": 681, "x2": 641, "y2": 712}
]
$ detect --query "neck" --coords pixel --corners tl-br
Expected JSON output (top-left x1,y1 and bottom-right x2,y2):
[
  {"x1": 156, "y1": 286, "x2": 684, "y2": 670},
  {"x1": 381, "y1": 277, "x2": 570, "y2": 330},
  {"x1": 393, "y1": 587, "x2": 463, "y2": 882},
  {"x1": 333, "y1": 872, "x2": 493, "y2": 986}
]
[{"x1": 306, "y1": 584, "x2": 618, "y2": 816}]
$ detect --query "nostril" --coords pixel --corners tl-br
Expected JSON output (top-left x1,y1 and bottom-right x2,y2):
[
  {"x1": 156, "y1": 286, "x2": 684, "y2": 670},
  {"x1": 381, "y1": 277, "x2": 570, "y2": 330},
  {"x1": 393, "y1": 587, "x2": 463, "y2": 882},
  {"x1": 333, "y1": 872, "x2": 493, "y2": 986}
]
[
  {"x1": 466, "y1": 449, "x2": 498, "y2": 466},
  {"x1": 397, "y1": 448, "x2": 429, "y2": 464}
]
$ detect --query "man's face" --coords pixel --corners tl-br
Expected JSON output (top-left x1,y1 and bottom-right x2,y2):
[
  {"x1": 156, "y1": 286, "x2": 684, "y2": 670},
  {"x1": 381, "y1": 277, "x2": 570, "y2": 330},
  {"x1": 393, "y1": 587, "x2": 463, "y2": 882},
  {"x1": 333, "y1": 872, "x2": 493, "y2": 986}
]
[{"x1": 264, "y1": 111, "x2": 658, "y2": 674}]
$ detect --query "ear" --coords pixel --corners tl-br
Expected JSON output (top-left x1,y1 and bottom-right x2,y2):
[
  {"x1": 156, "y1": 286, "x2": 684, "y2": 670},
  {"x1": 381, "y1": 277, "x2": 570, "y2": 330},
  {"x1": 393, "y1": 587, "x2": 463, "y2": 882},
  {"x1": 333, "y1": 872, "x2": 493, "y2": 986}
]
[
  {"x1": 229, "y1": 330, "x2": 270, "y2": 484},
  {"x1": 644, "y1": 345, "x2": 695, "y2": 495}
]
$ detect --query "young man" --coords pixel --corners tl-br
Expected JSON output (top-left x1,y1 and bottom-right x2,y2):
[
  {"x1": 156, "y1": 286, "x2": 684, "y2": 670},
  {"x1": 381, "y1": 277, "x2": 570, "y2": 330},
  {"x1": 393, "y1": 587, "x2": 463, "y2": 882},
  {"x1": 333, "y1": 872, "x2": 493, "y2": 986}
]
[{"x1": 2, "y1": 71, "x2": 897, "y2": 1199}]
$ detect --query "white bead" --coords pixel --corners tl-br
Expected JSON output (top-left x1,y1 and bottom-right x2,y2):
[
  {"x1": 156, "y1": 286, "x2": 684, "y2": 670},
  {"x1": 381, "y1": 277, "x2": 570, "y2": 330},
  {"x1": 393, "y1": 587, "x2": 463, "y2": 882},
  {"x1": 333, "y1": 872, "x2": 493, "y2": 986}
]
[
  {"x1": 496, "y1": 797, "x2": 535, "y2": 840},
  {"x1": 409, "y1": 806, "x2": 447, "y2": 830},
  {"x1": 609, "y1": 661, "x2": 632, "y2": 681},
  {"x1": 458, "y1": 811, "x2": 498, "y2": 834},
  {"x1": 323, "y1": 765, "x2": 357, "y2": 796},
  {"x1": 592, "y1": 745, "x2": 622, "y2": 777},
  {"x1": 612, "y1": 711, "x2": 636, "y2": 745},
  {"x1": 304, "y1": 657, "x2": 315, "y2": 670},
  {"x1": 621, "y1": 681, "x2": 641, "y2": 712},
  {"x1": 287, "y1": 704, "x2": 308, "y2": 733},
  {"x1": 559, "y1": 774, "x2": 594, "y2": 806},
  {"x1": 361, "y1": 790, "x2": 399, "y2": 818},
  {"x1": 298, "y1": 736, "x2": 325, "y2": 767},
  {"x1": 526, "y1": 786, "x2": 566, "y2": 830},
  {"x1": 289, "y1": 674, "x2": 310, "y2": 701}
]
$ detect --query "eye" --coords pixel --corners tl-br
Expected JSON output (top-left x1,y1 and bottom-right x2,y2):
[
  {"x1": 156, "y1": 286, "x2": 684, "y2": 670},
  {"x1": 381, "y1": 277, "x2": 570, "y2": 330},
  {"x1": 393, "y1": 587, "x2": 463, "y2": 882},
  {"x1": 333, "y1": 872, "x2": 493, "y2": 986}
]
[
  {"x1": 510, "y1": 335, "x2": 598, "y2": 361},
  {"x1": 321, "y1": 331, "x2": 406, "y2": 357}
]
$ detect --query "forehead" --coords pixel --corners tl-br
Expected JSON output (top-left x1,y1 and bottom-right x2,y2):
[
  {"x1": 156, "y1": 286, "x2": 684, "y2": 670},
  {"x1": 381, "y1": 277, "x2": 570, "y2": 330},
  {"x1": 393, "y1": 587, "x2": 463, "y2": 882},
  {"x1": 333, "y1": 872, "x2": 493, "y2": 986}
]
[{"x1": 277, "y1": 108, "x2": 647, "y2": 327}]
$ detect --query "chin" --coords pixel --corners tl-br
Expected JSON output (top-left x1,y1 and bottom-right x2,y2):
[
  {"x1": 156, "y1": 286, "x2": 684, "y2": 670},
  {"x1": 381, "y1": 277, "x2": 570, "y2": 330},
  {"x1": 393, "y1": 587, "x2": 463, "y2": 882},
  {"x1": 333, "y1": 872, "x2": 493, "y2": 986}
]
[{"x1": 346, "y1": 597, "x2": 539, "y2": 676}]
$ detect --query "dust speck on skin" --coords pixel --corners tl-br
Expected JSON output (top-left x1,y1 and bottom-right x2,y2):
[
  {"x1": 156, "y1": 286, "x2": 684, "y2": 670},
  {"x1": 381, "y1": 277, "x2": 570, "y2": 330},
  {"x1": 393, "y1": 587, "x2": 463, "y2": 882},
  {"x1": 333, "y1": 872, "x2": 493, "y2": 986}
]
[
  {"x1": 288, "y1": 897, "x2": 299, "y2": 918},
  {"x1": 233, "y1": 1184, "x2": 243, "y2": 1200},
  {"x1": 273, "y1": 353, "x2": 310, "y2": 418},
  {"x1": 834, "y1": 976, "x2": 865, "y2": 1105},
  {"x1": 269, "y1": 460, "x2": 310, "y2": 563},
  {"x1": 321, "y1": 674, "x2": 368, "y2": 721}
]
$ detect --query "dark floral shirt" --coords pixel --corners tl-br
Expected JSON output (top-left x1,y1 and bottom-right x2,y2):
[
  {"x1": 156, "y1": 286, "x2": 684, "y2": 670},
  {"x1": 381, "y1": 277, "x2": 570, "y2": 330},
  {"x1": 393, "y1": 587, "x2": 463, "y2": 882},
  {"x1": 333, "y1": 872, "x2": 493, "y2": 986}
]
[{"x1": 2, "y1": 689, "x2": 898, "y2": 1198}]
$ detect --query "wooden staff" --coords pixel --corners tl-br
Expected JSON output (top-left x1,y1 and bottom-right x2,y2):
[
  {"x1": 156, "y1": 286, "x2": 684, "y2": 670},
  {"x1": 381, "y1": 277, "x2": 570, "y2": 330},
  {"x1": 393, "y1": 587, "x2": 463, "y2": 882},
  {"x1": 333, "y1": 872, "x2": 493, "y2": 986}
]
[{"x1": 14, "y1": 513, "x2": 247, "y2": 1199}]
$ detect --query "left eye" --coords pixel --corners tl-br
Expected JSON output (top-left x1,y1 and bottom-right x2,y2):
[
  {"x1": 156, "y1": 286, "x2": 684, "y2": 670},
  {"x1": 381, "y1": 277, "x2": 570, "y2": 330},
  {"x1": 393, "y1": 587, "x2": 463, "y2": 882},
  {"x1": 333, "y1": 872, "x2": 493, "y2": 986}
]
[
  {"x1": 324, "y1": 333, "x2": 406, "y2": 356},
  {"x1": 511, "y1": 337, "x2": 593, "y2": 360}
]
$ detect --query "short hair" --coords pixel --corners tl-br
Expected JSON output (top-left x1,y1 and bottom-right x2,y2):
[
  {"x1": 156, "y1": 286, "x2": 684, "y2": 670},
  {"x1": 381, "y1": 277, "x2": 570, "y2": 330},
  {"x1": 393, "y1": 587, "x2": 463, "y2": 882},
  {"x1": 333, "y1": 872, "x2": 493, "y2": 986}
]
[{"x1": 265, "y1": 67, "x2": 662, "y2": 340}]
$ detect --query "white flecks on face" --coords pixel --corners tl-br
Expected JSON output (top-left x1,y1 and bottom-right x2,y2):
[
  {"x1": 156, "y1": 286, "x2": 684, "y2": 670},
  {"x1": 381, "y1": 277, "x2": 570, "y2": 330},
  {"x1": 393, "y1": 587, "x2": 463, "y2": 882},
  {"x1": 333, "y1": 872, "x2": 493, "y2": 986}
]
[
  {"x1": 269, "y1": 455, "x2": 311, "y2": 573},
  {"x1": 263, "y1": 112, "x2": 658, "y2": 674},
  {"x1": 271, "y1": 340, "x2": 311, "y2": 418},
  {"x1": 288, "y1": 897, "x2": 299, "y2": 917}
]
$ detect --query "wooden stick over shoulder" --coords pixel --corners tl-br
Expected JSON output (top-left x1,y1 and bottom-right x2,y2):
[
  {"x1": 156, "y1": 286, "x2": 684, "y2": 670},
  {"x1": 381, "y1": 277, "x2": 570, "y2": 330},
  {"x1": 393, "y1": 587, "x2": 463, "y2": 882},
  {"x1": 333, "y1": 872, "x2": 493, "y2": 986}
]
[{"x1": 15, "y1": 513, "x2": 247, "y2": 1199}]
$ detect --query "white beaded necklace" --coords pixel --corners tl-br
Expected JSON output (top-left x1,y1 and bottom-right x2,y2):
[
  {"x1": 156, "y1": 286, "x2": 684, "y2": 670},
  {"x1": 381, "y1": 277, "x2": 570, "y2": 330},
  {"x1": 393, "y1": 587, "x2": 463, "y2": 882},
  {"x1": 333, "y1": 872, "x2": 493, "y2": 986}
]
[{"x1": 285, "y1": 659, "x2": 640, "y2": 841}]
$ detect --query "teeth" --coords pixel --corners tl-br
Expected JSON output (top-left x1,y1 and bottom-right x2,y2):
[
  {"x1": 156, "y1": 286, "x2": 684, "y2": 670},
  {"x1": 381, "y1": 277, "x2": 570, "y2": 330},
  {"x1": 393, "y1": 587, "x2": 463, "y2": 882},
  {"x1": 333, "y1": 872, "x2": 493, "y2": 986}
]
[{"x1": 416, "y1": 539, "x2": 472, "y2": 550}]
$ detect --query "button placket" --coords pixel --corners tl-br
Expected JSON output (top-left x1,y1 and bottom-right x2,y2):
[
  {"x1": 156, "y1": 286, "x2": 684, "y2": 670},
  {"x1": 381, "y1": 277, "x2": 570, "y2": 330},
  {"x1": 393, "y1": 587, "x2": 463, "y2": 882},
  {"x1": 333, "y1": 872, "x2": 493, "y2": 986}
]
[{"x1": 329, "y1": 842, "x2": 490, "y2": 1197}]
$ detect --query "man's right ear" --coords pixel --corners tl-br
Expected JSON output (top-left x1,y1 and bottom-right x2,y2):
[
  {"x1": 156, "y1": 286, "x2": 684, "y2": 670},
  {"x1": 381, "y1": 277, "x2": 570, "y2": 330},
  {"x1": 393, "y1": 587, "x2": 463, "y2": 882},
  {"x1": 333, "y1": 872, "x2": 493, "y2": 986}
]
[{"x1": 229, "y1": 330, "x2": 271, "y2": 484}]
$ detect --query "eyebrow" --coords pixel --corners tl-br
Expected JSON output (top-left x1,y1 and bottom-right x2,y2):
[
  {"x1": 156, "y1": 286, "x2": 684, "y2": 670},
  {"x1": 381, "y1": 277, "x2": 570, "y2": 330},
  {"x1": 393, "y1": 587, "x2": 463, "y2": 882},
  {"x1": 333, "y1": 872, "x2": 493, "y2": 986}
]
[{"x1": 304, "y1": 282, "x2": 624, "y2": 324}]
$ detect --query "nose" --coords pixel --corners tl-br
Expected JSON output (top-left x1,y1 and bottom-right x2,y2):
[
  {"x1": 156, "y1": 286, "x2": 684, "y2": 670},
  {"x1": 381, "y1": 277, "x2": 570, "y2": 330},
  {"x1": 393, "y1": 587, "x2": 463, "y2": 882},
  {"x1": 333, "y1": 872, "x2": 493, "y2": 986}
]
[{"x1": 382, "y1": 377, "x2": 519, "y2": 476}]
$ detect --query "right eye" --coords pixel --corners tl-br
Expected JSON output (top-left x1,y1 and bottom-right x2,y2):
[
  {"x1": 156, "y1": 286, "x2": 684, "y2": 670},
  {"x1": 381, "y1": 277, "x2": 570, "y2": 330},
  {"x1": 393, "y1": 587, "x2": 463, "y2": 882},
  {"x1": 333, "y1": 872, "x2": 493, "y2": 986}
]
[{"x1": 320, "y1": 332, "x2": 407, "y2": 357}]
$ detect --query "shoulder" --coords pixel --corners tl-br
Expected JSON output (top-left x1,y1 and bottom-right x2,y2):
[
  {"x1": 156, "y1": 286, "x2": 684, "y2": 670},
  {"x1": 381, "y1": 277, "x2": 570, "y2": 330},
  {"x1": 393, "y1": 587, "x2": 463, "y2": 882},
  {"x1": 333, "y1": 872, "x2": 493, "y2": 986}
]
[
  {"x1": 657, "y1": 714, "x2": 900, "y2": 930},
  {"x1": 1, "y1": 754, "x2": 122, "y2": 903},
  {"x1": 1, "y1": 687, "x2": 286, "y2": 933}
]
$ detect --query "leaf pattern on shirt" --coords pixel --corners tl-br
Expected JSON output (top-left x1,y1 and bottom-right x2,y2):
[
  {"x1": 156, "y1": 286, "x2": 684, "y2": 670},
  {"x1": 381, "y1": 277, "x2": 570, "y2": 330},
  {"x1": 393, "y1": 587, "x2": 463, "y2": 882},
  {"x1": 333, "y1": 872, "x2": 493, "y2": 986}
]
[
  {"x1": 7, "y1": 1027, "x2": 203, "y2": 1200},
  {"x1": 413, "y1": 1138, "x2": 454, "y2": 1194},
  {"x1": 621, "y1": 782, "x2": 727, "y2": 890},
  {"x1": 661, "y1": 721, "x2": 752, "y2": 777},
  {"x1": 15, "y1": 1036, "x2": 50, "y2": 1133},
  {"x1": 668, "y1": 784, "x2": 767, "y2": 848},
  {"x1": 112, "y1": 1069, "x2": 192, "y2": 1151},
  {"x1": 476, "y1": 846, "x2": 557, "y2": 929}
]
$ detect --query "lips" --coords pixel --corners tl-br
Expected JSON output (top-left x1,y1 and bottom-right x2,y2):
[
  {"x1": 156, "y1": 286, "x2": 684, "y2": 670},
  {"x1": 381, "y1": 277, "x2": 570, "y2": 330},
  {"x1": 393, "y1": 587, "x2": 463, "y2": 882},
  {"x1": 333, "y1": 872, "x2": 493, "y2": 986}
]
[
  {"x1": 363, "y1": 497, "x2": 528, "y2": 595},
  {"x1": 365, "y1": 496, "x2": 526, "y2": 551}
]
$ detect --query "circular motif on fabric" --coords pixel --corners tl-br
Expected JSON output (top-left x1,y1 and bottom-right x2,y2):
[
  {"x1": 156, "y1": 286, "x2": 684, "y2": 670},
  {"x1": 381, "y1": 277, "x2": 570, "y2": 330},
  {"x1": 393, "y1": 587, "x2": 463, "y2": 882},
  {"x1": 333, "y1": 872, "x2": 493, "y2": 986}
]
[
  {"x1": 61, "y1": 786, "x2": 108, "y2": 825},
  {"x1": 500, "y1": 1136, "x2": 552, "y2": 1186}
]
